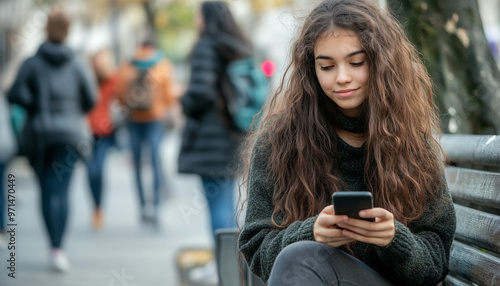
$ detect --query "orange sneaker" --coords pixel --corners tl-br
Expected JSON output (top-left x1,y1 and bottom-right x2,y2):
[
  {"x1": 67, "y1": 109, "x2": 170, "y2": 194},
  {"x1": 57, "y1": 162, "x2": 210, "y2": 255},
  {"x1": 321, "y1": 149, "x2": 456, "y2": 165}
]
[{"x1": 93, "y1": 208, "x2": 103, "y2": 230}]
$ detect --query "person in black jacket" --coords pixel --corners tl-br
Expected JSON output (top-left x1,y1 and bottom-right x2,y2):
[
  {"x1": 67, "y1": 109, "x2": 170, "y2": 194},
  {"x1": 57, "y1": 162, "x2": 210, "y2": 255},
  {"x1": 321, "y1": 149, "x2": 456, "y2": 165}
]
[
  {"x1": 178, "y1": 1, "x2": 252, "y2": 282},
  {"x1": 179, "y1": 1, "x2": 252, "y2": 236},
  {"x1": 7, "y1": 7, "x2": 95, "y2": 272}
]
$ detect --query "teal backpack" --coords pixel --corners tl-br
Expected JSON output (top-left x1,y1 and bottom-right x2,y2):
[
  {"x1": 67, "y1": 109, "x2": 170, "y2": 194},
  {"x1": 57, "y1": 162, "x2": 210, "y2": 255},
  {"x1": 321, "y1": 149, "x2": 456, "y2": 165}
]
[{"x1": 225, "y1": 57, "x2": 269, "y2": 131}]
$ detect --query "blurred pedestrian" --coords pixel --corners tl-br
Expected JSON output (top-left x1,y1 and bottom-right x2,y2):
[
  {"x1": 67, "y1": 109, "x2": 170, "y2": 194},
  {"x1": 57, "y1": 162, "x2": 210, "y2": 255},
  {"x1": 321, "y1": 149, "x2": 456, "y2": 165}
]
[
  {"x1": 7, "y1": 7, "x2": 95, "y2": 272},
  {"x1": 86, "y1": 49, "x2": 120, "y2": 230},
  {"x1": 0, "y1": 90, "x2": 17, "y2": 248},
  {"x1": 179, "y1": 0, "x2": 252, "y2": 238},
  {"x1": 177, "y1": 1, "x2": 253, "y2": 283},
  {"x1": 116, "y1": 36, "x2": 176, "y2": 227}
]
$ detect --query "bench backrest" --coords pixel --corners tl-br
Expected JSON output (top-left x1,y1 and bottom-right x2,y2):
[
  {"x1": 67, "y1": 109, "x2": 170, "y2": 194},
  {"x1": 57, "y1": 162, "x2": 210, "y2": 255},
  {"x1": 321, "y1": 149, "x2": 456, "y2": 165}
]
[
  {"x1": 215, "y1": 228, "x2": 265, "y2": 286},
  {"x1": 218, "y1": 134, "x2": 500, "y2": 286},
  {"x1": 440, "y1": 134, "x2": 500, "y2": 286}
]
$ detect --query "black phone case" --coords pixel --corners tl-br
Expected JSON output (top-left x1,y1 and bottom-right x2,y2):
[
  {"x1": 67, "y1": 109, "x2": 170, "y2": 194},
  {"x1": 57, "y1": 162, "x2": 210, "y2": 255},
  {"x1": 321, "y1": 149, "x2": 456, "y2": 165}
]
[{"x1": 332, "y1": 192, "x2": 375, "y2": 222}]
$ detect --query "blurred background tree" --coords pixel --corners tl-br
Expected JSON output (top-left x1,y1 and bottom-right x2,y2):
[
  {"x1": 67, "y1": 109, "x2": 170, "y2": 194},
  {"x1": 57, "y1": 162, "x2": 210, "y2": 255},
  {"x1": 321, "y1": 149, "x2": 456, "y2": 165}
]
[
  {"x1": 388, "y1": 0, "x2": 500, "y2": 134},
  {"x1": 155, "y1": 1, "x2": 196, "y2": 64}
]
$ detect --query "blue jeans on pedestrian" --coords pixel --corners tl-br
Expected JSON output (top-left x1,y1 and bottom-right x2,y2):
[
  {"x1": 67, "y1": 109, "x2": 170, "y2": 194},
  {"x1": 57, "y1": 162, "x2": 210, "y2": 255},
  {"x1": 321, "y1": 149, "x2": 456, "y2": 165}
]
[
  {"x1": 200, "y1": 176, "x2": 237, "y2": 238},
  {"x1": 127, "y1": 121, "x2": 164, "y2": 212},
  {"x1": 36, "y1": 145, "x2": 77, "y2": 248},
  {"x1": 268, "y1": 241, "x2": 395, "y2": 285},
  {"x1": 0, "y1": 161, "x2": 6, "y2": 231},
  {"x1": 85, "y1": 134, "x2": 115, "y2": 209}
]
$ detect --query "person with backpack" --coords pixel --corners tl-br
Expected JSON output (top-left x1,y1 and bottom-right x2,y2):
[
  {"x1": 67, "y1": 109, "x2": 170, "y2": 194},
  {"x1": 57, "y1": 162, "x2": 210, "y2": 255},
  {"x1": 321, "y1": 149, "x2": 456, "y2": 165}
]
[
  {"x1": 7, "y1": 7, "x2": 95, "y2": 272},
  {"x1": 177, "y1": 1, "x2": 255, "y2": 282},
  {"x1": 179, "y1": 0, "x2": 254, "y2": 236},
  {"x1": 116, "y1": 37, "x2": 175, "y2": 228}
]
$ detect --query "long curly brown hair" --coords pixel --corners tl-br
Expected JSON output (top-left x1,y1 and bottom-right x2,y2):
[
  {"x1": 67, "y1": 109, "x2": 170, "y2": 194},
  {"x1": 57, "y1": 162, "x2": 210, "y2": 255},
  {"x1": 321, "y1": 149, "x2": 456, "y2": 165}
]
[{"x1": 239, "y1": 0, "x2": 444, "y2": 229}]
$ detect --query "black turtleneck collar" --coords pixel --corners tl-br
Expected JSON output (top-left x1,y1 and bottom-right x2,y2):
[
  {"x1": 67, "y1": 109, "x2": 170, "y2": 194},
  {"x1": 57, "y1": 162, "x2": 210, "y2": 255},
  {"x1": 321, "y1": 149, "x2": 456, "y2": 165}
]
[{"x1": 338, "y1": 112, "x2": 366, "y2": 133}]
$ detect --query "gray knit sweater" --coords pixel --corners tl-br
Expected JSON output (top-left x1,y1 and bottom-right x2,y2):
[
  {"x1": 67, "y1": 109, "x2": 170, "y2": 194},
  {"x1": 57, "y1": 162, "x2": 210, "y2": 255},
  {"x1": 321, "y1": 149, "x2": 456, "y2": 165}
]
[{"x1": 238, "y1": 134, "x2": 456, "y2": 285}]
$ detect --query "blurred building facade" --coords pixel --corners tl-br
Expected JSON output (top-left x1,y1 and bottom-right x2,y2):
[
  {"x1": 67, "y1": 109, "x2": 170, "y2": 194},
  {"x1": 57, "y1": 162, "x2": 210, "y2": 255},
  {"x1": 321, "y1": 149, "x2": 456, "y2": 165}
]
[
  {"x1": 1, "y1": 0, "x2": 499, "y2": 92},
  {"x1": 0, "y1": 0, "x2": 150, "y2": 91}
]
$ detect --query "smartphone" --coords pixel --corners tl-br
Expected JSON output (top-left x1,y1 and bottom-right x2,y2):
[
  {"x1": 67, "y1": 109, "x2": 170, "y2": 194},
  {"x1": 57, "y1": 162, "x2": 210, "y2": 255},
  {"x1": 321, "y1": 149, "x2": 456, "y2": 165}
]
[{"x1": 332, "y1": 191, "x2": 375, "y2": 222}]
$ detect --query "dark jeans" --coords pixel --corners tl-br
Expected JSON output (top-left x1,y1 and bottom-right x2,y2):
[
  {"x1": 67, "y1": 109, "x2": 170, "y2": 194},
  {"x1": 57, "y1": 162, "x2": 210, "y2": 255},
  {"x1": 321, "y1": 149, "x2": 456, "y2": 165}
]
[
  {"x1": 268, "y1": 241, "x2": 395, "y2": 286},
  {"x1": 0, "y1": 162, "x2": 6, "y2": 231},
  {"x1": 127, "y1": 121, "x2": 164, "y2": 210},
  {"x1": 200, "y1": 176, "x2": 237, "y2": 238},
  {"x1": 36, "y1": 145, "x2": 77, "y2": 248},
  {"x1": 85, "y1": 134, "x2": 115, "y2": 209}
]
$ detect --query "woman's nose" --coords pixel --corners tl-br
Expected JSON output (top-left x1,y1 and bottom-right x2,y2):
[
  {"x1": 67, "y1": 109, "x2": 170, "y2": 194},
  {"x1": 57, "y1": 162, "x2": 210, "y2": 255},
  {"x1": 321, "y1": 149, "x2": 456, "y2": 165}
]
[{"x1": 336, "y1": 66, "x2": 352, "y2": 85}]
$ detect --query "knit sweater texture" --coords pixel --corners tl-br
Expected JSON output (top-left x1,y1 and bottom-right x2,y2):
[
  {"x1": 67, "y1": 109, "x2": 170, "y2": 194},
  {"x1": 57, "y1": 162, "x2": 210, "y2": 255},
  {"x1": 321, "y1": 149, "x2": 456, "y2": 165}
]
[{"x1": 238, "y1": 116, "x2": 456, "y2": 286}]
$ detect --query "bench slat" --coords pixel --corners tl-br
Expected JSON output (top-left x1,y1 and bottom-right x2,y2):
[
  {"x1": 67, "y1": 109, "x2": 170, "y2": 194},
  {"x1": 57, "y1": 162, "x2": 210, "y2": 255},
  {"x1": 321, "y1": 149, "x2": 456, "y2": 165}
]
[
  {"x1": 215, "y1": 228, "x2": 265, "y2": 286},
  {"x1": 454, "y1": 204, "x2": 500, "y2": 254},
  {"x1": 445, "y1": 167, "x2": 500, "y2": 210},
  {"x1": 441, "y1": 134, "x2": 500, "y2": 166},
  {"x1": 449, "y1": 241, "x2": 500, "y2": 286},
  {"x1": 215, "y1": 229, "x2": 243, "y2": 286},
  {"x1": 444, "y1": 275, "x2": 474, "y2": 286}
]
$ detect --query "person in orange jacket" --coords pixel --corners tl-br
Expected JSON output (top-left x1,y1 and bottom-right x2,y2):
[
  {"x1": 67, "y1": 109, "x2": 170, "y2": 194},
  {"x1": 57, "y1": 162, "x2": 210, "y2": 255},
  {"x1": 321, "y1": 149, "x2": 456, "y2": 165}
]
[
  {"x1": 116, "y1": 37, "x2": 175, "y2": 227},
  {"x1": 86, "y1": 49, "x2": 120, "y2": 230}
]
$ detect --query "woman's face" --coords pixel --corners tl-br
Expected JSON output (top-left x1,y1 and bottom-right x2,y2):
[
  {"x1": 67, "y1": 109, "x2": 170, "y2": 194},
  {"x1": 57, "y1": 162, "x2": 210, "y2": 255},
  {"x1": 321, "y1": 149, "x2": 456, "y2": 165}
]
[{"x1": 314, "y1": 29, "x2": 369, "y2": 118}]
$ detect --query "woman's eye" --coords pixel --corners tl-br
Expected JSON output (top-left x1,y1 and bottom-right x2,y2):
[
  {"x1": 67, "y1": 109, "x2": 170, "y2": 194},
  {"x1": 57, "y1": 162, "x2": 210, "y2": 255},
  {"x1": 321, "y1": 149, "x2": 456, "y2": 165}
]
[
  {"x1": 320, "y1": 66, "x2": 333, "y2": 71},
  {"x1": 351, "y1": 61, "x2": 365, "y2": 67}
]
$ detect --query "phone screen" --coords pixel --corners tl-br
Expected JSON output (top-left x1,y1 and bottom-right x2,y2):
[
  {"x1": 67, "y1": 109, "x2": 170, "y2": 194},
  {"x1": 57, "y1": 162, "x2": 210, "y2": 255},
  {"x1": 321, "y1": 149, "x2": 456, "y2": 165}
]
[{"x1": 332, "y1": 191, "x2": 375, "y2": 222}]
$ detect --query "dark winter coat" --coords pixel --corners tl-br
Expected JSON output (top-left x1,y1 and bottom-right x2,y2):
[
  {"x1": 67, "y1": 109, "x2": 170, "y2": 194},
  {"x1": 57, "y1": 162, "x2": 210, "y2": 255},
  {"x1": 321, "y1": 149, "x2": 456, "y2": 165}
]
[
  {"x1": 7, "y1": 41, "x2": 95, "y2": 171},
  {"x1": 178, "y1": 36, "x2": 240, "y2": 177}
]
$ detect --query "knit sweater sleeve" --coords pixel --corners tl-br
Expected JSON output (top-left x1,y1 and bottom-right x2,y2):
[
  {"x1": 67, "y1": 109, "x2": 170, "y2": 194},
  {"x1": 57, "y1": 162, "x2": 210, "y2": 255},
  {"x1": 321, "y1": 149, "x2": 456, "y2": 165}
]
[
  {"x1": 368, "y1": 170, "x2": 456, "y2": 286},
  {"x1": 238, "y1": 137, "x2": 316, "y2": 282}
]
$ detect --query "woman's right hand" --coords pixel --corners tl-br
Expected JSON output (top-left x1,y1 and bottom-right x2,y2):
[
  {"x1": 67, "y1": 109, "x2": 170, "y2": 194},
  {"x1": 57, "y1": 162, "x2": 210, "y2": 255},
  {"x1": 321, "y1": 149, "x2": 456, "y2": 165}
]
[{"x1": 313, "y1": 205, "x2": 355, "y2": 247}]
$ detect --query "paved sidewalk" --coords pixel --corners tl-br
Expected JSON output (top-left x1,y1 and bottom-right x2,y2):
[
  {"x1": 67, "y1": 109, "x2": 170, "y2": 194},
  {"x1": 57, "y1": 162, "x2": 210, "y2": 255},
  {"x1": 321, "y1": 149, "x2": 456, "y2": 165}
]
[{"x1": 0, "y1": 130, "x2": 217, "y2": 286}]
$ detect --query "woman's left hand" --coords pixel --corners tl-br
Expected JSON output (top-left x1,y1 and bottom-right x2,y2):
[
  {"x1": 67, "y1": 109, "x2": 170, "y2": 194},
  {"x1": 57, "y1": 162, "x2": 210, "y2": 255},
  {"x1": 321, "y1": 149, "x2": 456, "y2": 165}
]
[{"x1": 336, "y1": 207, "x2": 396, "y2": 247}]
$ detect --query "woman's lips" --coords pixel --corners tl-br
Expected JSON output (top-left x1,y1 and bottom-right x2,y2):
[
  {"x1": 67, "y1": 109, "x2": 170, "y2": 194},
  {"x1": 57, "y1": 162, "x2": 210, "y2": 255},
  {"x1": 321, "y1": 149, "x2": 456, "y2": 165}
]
[{"x1": 335, "y1": 88, "x2": 359, "y2": 98}]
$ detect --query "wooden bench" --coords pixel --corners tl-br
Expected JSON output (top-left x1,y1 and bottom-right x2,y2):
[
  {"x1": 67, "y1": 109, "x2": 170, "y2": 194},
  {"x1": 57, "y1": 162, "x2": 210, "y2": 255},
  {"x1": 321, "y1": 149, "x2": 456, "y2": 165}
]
[
  {"x1": 217, "y1": 134, "x2": 500, "y2": 286},
  {"x1": 440, "y1": 134, "x2": 500, "y2": 286}
]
